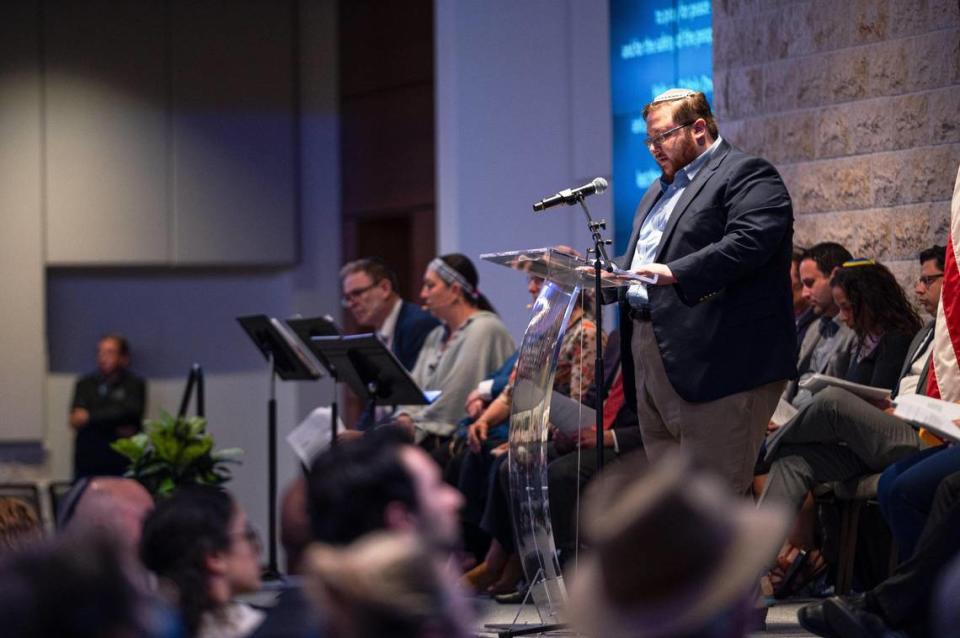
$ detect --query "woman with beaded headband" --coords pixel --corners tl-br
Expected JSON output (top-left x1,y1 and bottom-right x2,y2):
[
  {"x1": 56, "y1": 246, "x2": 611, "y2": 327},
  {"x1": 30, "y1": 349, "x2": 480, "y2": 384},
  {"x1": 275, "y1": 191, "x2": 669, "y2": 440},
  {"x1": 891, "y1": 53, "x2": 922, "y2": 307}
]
[
  {"x1": 392, "y1": 254, "x2": 515, "y2": 450},
  {"x1": 758, "y1": 259, "x2": 923, "y2": 597}
]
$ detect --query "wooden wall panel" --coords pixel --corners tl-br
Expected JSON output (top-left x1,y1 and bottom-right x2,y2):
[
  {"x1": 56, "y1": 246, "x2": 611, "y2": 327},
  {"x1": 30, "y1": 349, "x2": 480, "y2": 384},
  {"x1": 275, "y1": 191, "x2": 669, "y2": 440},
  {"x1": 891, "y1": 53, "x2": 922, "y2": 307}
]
[
  {"x1": 339, "y1": 0, "x2": 433, "y2": 97},
  {"x1": 340, "y1": 85, "x2": 435, "y2": 214}
]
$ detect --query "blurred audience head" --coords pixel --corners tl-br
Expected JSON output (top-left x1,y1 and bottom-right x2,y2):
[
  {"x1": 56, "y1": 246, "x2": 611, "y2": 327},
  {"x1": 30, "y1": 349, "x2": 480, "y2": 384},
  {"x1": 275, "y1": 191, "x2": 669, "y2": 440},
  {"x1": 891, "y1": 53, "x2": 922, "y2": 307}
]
[
  {"x1": 0, "y1": 497, "x2": 42, "y2": 553},
  {"x1": 830, "y1": 260, "x2": 922, "y2": 339},
  {"x1": 527, "y1": 275, "x2": 543, "y2": 303},
  {"x1": 798, "y1": 242, "x2": 852, "y2": 317},
  {"x1": 421, "y1": 253, "x2": 496, "y2": 317},
  {"x1": 60, "y1": 477, "x2": 154, "y2": 557},
  {"x1": 569, "y1": 451, "x2": 788, "y2": 638},
  {"x1": 340, "y1": 257, "x2": 401, "y2": 329},
  {"x1": 97, "y1": 333, "x2": 131, "y2": 377},
  {"x1": 140, "y1": 486, "x2": 260, "y2": 637},
  {"x1": 307, "y1": 427, "x2": 463, "y2": 551},
  {"x1": 0, "y1": 533, "x2": 151, "y2": 638},
  {"x1": 916, "y1": 245, "x2": 946, "y2": 316},
  {"x1": 305, "y1": 531, "x2": 472, "y2": 638}
]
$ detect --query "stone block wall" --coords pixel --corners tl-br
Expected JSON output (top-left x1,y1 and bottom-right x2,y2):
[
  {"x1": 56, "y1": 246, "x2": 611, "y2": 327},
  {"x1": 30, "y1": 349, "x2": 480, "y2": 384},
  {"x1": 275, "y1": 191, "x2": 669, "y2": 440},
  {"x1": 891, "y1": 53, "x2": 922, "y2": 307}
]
[{"x1": 713, "y1": 0, "x2": 960, "y2": 289}]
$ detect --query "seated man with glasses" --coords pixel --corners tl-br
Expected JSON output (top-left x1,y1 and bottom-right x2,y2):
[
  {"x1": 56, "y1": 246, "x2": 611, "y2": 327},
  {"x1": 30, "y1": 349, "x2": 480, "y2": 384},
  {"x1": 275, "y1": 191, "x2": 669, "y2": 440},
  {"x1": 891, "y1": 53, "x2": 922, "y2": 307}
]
[
  {"x1": 340, "y1": 258, "x2": 439, "y2": 371},
  {"x1": 916, "y1": 245, "x2": 945, "y2": 308}
]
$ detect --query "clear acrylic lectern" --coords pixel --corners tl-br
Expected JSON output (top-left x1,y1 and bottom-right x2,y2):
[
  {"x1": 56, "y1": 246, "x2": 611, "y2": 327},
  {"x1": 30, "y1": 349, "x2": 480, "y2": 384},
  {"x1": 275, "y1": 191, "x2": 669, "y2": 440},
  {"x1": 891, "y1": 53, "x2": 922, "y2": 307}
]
[{"x1": 481, "y1": 247, "x2": 625, "y2": 629}]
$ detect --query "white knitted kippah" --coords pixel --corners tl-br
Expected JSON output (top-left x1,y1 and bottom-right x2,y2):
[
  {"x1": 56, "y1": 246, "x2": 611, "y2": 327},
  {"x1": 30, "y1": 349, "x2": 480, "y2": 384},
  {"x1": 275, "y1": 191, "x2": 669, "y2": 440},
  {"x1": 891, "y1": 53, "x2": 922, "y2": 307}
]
[{"x1": 651, "y1": 88, "x2": 697, "y2": 103}]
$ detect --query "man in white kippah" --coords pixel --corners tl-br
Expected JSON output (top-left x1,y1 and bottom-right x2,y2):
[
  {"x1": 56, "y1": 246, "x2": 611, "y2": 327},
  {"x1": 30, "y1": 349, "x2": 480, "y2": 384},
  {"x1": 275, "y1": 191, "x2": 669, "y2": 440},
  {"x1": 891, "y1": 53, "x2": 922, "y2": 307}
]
[{"x1": 612, "y1": 88, "x2": 795, "y2": 494}]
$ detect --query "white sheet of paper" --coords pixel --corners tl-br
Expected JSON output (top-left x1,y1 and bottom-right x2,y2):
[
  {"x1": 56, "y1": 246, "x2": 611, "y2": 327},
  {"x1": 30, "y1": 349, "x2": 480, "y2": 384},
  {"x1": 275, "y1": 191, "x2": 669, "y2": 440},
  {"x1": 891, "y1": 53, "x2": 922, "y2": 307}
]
[
  {"x1": 770, "y1": 399, "x2": 799, "y2": 427},
  {"x1": 893, "y1": 394, "x2": 960, "y2": 443},
  {"x1": 550, "y1": 391, "x2": 597, "y2": 435},
  {"x1": 612, "y1": 264, "x2": 659, "y2": 285},
  {"x1": 286, "y1": 407, "x2": 344, "y2": 466},
  {"x1": 798, "y1": 373, "x2": 890, "y2": 401},
  {"x1": 576, "y1": 265, "x2": 658, "y2": 286}
]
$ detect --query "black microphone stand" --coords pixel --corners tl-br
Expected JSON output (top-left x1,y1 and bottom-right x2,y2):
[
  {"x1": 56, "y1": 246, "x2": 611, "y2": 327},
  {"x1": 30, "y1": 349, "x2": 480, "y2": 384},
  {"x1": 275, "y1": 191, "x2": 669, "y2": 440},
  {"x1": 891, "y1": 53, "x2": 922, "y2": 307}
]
[{"x1": 575, "y1": 194, "x2": 613, "y2": 473}]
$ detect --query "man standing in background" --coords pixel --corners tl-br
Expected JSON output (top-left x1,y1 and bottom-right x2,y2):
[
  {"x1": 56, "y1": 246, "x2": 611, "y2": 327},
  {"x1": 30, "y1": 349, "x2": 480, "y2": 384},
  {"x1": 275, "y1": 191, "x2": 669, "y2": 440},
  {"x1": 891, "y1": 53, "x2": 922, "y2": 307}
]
[{"x1": 70, "y1": 334, "x2": 146, "y2": 478}]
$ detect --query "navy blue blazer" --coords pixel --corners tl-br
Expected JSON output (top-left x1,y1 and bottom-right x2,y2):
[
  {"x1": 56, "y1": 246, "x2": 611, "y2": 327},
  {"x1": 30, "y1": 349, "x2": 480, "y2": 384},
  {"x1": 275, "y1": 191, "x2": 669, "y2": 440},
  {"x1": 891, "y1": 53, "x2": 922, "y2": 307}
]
[
  {"x1": 392, "y1": 301, "x2": 440, "y2": 371},
  {"x1": 616, "y1": 140, "x2": 797, "y2": 403}
]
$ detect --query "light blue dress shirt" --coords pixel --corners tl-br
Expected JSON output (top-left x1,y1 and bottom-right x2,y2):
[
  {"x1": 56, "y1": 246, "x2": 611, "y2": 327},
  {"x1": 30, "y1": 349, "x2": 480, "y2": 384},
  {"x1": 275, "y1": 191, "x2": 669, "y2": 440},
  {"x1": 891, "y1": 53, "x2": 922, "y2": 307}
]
[{"x1": 626, "y1": 136, "x2": 724, "y2": 310}]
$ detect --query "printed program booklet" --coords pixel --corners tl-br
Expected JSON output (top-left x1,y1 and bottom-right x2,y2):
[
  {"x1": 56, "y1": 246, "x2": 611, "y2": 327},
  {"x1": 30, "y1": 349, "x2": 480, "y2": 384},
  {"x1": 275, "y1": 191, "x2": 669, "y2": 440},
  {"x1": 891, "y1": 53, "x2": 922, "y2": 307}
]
[{"x1": 893, "y1": 394, "x2": 960, "y2": 444}]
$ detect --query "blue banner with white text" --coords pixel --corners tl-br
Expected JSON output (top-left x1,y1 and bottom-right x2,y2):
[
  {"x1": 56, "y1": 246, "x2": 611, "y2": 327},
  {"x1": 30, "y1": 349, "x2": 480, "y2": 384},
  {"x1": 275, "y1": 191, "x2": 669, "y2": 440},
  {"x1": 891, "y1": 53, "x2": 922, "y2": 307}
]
[{"x1": 610, "y1": 0, "x2": 713, "y2": 254}]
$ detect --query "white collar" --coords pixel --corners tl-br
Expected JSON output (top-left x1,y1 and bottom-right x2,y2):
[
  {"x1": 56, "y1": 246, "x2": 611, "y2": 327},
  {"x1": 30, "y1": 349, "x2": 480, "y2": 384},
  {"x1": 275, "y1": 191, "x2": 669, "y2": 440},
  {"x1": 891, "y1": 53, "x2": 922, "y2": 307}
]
[
  {"x1": 682, "y1": 135, "x2": 723, "y2": 182},
  {"x1": 196, "y1": 602, "x2": 264, "y2": 638},
  {"x1": 378, "y1": 298, "x2": 404, "y2": 344}
]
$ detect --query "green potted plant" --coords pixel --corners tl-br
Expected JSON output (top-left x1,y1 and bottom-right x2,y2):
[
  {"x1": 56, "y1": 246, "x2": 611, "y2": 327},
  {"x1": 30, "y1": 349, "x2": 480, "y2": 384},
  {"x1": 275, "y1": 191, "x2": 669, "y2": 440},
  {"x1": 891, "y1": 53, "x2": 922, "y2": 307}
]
[{"x1": 111, "y1": 412, "x2": 243, "y2": 498}]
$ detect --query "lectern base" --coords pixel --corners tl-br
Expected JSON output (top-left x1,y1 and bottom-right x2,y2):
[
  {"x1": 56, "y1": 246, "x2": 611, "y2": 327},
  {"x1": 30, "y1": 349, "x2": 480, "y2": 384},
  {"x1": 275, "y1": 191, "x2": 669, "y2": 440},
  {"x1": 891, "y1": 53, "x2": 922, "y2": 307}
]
[{"x1": 482, "y1": 622, "x2": 570, "y2": 637}]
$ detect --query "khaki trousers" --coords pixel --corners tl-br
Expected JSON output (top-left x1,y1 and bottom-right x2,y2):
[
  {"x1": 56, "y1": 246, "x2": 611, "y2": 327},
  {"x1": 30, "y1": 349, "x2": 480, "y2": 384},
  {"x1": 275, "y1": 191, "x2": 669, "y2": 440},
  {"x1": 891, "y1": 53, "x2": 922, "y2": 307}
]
[{"x1": 631, "y1": 319, "x2": 784, "y2": 495}]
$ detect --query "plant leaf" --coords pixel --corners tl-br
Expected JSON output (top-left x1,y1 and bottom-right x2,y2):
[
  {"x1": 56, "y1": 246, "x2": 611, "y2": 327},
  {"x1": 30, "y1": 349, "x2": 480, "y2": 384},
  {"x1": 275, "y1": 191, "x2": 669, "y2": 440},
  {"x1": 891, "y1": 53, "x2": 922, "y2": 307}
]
[
  {"x1": 110, "y1": 434, "x2": 148, "y2": 462},
  {"x1": 121, "y1": 410, "x2": 243, "y2": 497},
  {"x1": 211, "y1": 448, "x2": 244, "y2": 463}
]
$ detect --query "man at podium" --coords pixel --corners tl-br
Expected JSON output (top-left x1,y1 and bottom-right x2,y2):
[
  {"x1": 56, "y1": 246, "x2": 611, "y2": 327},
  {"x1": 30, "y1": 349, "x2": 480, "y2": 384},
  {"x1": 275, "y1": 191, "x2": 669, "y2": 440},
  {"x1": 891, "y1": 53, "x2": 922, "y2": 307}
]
[{"x1": 617, "y1": 88, "x2": 795, "y2": 495}]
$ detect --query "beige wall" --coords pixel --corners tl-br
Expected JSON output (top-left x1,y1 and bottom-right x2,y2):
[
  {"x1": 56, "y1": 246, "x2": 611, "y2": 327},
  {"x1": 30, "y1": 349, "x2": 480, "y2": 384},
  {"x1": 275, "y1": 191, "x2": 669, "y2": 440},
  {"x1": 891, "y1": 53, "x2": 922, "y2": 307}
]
[
  {"x1": 0, "y1": 4, "x2": 45, "y2": 445},
  {"x1": 713, "y1": 0, "x2": 960, "y2": 288}
]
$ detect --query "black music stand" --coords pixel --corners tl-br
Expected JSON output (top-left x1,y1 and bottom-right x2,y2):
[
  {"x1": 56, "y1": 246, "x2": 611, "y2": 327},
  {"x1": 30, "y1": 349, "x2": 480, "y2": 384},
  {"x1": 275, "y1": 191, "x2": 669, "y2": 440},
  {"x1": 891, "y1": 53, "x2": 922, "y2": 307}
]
[
  {"x1": 286, "y1": 316, "x2": 341, "y2": 446},
  {"x1": 309, "y1": 334, "x2": 433, "y2": 418},
  {"x1": 237, "y1": 314, "x2": 322, "y2": 579}
]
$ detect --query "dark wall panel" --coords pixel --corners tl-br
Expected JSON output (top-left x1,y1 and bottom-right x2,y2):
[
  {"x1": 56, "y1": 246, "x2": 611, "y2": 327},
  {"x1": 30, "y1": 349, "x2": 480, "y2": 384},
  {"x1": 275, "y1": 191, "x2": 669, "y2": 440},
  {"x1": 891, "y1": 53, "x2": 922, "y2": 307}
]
[{"x1": 171, "y1": 0, "x2": 298, "y2": 265}]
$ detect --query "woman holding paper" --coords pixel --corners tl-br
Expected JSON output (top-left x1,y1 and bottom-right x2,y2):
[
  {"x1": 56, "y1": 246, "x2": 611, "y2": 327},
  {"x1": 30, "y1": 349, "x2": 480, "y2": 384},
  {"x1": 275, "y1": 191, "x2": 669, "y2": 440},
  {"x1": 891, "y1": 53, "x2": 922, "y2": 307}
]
[
  {"x1": 757, "y1": 260, "x2": 925, "y2": 597},
  {"x1": 831, "y1": 260, "x2": 922, "y2": 390}
]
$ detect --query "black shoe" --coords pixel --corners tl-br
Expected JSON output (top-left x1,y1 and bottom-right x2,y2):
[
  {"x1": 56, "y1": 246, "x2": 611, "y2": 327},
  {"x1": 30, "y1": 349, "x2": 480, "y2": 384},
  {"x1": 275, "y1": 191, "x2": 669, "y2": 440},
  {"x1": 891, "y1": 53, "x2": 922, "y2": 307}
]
[
  {"x1": 840, "y1": 592, "x2": 869, "y2": 612},
  {"x1": 823, "y1": 596, "x2": 899, "y2": 638},
  {"x1": 797, "y1": 601, "x2": 837, "y2": 637}
]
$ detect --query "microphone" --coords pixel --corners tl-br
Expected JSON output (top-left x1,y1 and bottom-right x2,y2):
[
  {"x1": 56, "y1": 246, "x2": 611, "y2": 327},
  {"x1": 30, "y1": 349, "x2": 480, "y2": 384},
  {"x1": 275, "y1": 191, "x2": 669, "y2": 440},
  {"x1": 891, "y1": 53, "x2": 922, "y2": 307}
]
[{"x1": 533, "y1": 177, "x2": 608, "y2": 212}]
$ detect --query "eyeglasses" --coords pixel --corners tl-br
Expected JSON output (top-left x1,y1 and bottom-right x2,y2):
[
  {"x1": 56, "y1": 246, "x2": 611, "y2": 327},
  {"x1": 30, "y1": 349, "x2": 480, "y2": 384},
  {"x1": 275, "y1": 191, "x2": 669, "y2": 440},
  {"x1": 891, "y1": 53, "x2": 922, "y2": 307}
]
[
  {"x1": 918, "y1": 273, "x2": 944, "y2": 287},
  {"x1": 232, "y1": 524, "x2": 262, "y2": 552},
  {"x1": 340, "y1": 281, "x2": 380, "y2": 307},
  {"x1": 644, "y1": 122, "x2": 692, "y2": 148}
]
